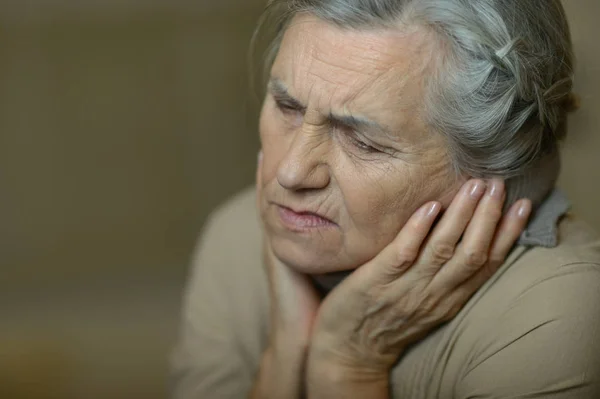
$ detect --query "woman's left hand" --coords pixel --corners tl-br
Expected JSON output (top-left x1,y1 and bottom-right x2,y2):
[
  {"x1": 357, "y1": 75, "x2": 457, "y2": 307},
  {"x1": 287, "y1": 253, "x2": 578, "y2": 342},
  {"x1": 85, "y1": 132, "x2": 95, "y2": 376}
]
[{"x1": 306, "y1": 179, "x2": 532, "y2": 396}]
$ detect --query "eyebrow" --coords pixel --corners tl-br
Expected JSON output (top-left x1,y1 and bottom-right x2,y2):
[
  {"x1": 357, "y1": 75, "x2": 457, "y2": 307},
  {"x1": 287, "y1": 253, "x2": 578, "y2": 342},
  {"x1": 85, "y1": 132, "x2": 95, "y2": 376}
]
[{"x1": 268, "y1": 77, "x2": 390, "y2": 135}]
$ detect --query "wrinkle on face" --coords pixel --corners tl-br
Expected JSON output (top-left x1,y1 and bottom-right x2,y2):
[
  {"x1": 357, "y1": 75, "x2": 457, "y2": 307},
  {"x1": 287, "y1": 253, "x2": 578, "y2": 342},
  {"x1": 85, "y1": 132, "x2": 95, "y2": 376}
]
[
  {"x1": 287, "y1": 20, "x2": 389, "y2": 77},
  {"x1": 302, "y1": 108, "x2": 330, "y2": 132},
  {"x1": 260, "y1": 14, "x2": 464, "y2": 273},
  {"x1": 306, "y1": 23, "x2": 431, "y2": 148}
]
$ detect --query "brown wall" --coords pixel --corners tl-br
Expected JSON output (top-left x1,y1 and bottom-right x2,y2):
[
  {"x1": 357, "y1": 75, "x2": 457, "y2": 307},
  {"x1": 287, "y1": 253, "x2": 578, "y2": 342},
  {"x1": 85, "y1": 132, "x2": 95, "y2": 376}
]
[
  {"x1": 0, "y1": 5, "x2": 264, "y2": 399},
  {"x1": 0, "y1": 1, "x2": 598, "y2": 398},
  {"x1": 558, "y1": 0, "x2": 600, "y2": 228},
  {"x1": 0, "y1": 7, "x2": 263, "y2": 287}
]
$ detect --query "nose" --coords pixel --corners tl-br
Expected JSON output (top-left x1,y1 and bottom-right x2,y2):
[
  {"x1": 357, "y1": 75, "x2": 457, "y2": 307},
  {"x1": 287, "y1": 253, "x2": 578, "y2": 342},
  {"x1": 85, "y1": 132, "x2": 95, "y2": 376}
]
[{"x1": 276, "y1": 129, "x2": 331, "y2": 191}]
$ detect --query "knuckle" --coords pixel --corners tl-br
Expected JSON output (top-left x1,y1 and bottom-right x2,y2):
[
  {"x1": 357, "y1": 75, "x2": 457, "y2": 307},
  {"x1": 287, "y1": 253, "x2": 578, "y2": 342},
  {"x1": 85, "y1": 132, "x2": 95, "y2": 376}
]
[
  {"x1": 403, "y1": 300, "x2": 420, "y2": 319},
  {"x1": 487, "y1": 254, "x2": 505, "y2": 268},
  {"x1": 480, "y1": 262, "x2": 499, "y2": 279},
  {"x1": 429, "y1": 242, "x2": 455, "y2": 264},
  {"x1": 420, "y1": 294, "x2": 440, "y2": 315},
  {"x1": 485, "y1": 206, "x2": 503, "y2": 222},
  {"x1": 441, "y1": 303, "x2": 463, "y2": 321},
  {"x1": 464, "y1": 250, "x2": 488, "y2": 269},
  {"x1": 405, "y1": 286, "x2": 428, "y2": 310},
  {"x1": 393, "y1": 247, "x2": 418, "y2": 268},
  {"x1": 420, "y1": 299, "x2": 460, "y2": 324}
]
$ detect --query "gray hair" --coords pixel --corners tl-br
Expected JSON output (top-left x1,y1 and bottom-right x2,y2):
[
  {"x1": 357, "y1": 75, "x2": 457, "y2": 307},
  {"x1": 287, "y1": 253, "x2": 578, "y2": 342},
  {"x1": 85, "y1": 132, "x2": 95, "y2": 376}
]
[{"x1": 251, "y1": 0, "x2": 579, "y2": 207}]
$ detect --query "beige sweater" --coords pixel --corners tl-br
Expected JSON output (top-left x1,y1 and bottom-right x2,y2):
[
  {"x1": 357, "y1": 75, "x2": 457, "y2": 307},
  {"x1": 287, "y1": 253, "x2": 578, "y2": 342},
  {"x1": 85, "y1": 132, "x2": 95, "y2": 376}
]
[{"x1": 171, "y1": 187, "x2": 600, "y2": 398}]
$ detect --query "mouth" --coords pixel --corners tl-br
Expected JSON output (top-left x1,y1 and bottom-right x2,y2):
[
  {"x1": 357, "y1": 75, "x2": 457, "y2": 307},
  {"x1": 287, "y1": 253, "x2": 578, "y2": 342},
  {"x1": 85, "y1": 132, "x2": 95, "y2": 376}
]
[{"x1": 275, "y1": 205, "x2": 337, "y2": 232}]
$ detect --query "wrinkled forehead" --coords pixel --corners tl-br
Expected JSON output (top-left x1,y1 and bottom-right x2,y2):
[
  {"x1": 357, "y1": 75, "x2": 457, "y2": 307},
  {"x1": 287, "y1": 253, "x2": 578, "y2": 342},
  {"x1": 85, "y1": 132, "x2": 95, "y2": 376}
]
[{"x1": 272, "y1": 14, "x2": 436, "y2": 111}]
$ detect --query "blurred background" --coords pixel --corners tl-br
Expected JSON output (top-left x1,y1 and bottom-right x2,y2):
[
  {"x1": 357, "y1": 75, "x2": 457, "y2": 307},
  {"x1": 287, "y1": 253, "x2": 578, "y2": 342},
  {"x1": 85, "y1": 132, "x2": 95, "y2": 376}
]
[{"x1": 0, "y1": 1, "x2": 598, "y2": 398}]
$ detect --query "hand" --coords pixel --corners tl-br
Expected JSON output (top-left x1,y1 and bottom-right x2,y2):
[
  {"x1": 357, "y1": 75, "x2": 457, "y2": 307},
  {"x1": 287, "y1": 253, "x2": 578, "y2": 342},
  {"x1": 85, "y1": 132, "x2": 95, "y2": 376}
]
[
  {"x1": 262, "y1": 238, "x2": 321, "y2": 349},
  {"x1": 252, "y1": 240, "x2": 320, "y2": 399},
  {"x1": 251, "y1": 151, "x2": 320, "y2": 399},
  {"x1": 256, "y1": 151, "x2": 321, "y2": 347},
  {"x1": 307, "y1": 179, "x2": 532, "y2": 388}
]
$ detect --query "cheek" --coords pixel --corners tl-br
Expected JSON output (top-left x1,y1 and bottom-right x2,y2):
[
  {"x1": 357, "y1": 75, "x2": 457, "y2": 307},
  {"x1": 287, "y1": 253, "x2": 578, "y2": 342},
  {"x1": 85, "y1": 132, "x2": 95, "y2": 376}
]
[
  {"x1": 258, "y1": 101, "x2": 277, "y2": 146},
  {"x1": 337, "y1": 162, "x2": 418, "y2": 229},
  {"x1": 338, "y1": 157, "x2": 457, "y2": 231},
  {"x1": 330, "y1": 163, "x2": 422, "y2": 263},
  {"x1": 259, "y1": 106, "x2": 285, "y2": 182},
  {"x1": 259, "y1": 103, "x2": 293, "y2": 191}
]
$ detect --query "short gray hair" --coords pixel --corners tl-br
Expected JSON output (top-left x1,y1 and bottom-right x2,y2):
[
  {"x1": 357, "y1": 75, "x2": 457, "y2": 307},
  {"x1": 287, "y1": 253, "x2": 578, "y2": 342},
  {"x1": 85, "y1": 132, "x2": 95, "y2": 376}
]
[{"x1": 251, "y1": 0, "x2": 579, "y2": 207}]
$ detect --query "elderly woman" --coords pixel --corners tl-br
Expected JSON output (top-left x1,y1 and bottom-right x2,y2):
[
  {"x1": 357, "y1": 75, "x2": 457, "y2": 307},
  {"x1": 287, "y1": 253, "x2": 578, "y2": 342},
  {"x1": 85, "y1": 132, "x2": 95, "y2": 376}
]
[{"x1": 172, "y1": 0, "x2": 600, "y2": 397}]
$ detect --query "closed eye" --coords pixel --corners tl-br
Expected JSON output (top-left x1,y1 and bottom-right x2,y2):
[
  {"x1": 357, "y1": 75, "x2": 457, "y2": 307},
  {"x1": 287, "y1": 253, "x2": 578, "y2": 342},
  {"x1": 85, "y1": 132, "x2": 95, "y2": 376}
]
[
  {"x1": 350, "y1": 136, "x2": 382, "y2": 153},
  {"x1": 274, "y1": 98, "x2": 304, "y2": 114},
  {"x1": 333, "y1": 121, "x2": 384, "y2": 154}
]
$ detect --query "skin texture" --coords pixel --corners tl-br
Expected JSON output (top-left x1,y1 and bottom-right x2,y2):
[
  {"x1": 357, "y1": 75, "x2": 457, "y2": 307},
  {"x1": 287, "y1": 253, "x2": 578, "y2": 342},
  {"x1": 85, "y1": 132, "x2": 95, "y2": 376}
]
[
  {"x1": 251, "y1": 14, "x2": 533, "y2": 399},
  {"x1": 253, "y1": 150, "x2": 532, "y2": 399},
  {"x1": 258, "y1": 15, "x2": 465, "y2": 275}
]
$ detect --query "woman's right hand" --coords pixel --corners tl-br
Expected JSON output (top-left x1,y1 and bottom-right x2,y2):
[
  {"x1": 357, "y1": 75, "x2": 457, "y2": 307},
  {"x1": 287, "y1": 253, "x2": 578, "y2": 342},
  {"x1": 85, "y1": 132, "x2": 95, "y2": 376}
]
[
  {"x1": 251, "y1": 152, "x2": 321, "y2": 399},
  {"x1": 306, "y1": 179, "x2": 532, "y2": 398},
  {"x1": 250, "y1": 241, "x2": 321, "y2": 399},
  {"x1": 262, "y1": 239, "x2": 321, "y2": 351},
  {"x1": 253, "y1": 151, "x2": 532, "y2": 399},
  {"x1": 256, "y1": 151, "x2": 321, "y2": 348}
]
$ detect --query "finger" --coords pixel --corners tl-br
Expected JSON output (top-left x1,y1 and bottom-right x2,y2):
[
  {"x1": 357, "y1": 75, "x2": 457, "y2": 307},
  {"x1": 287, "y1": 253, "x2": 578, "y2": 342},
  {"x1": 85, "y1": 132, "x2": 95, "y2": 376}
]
[
  {"x1": 369, "y1": 201, "x2": 442, "y2": 282},
  {"x1": 487, "y1": 199, "x2": 532, "y2": 267},
  {"x1": 436, "y1": 201, "x2": 531, "y2": 310},
  {"x1": 428, "y1": 179, "x2": 506, "y2": 291},
  {"x1": 436, "y1": 250, "x2": 505, "y2": 322},
  {"x1": 420, "y1": 179, "x2": 487, "y2": 267}
]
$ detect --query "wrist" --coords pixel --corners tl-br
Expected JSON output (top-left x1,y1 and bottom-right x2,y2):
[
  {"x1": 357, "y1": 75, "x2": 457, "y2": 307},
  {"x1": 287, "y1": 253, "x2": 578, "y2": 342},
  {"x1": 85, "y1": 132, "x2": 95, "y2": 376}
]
[
  {"x1": 271, "y1": 328, "x2": 311, "y2": 359},
  {"x1": 306, "y1": 354, "x2": 390, "y2": 399},
  {"x1": 253, "y1": 341, "x2": 308, "y2": 399},
  {"x1": 309, "y1": 331, "x2": 399, "y2": 374},
  {"x1": 307, "y1": 344, "x2": 391, "y2": 383}
]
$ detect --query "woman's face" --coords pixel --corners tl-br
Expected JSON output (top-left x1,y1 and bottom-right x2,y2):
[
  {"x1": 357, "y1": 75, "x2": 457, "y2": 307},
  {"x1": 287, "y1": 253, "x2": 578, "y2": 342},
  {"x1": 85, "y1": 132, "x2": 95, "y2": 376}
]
[{"x1": 259, "y1": 15, "x2": 465, "y2": 274}]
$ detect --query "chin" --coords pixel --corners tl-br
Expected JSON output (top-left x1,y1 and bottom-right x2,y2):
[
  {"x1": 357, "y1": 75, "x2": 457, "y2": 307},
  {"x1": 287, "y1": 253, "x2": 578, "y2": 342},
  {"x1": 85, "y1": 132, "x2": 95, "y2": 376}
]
[{"x1": 270, "y1": 235, "x2": 351, "y2": 275}]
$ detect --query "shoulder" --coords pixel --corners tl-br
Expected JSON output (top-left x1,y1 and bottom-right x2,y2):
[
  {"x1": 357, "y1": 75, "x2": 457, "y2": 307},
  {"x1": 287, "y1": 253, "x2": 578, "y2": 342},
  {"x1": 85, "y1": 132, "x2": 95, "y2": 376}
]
[
  {"x1": 452, "y1": 215, "x2": 600, "y2": 397},
  {"x1": 202, "y1": 186, "x2": 260, "y2": 245},
  {"x1": 494, "y1": 214, "x2": 600, "y2": 293},
  {"x1": 194, "y1": 187, "x2": 262, "y2": 271},
  {"x1": 469, "y1": 214, "x2": 600, "y2": 341},
  {"x1": 171, "y1": 187, "x2": 266, "y2": 398},
  {"x1": 496, "y1": 214, "x2": 600, "y2": 304},
  {"x1": 184, "y1": 185, "x2": 267, "y2": 344},
  {"x1": 187, "y1": 185, "x2": 264, "y2": 294}
]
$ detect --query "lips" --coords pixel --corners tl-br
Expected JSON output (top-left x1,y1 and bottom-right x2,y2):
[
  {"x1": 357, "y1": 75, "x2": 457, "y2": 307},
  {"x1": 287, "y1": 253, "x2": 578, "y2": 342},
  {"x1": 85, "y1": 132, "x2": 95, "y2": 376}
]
[{"x1": 276, "y1": 205, "x2": 336, "y2": 231}]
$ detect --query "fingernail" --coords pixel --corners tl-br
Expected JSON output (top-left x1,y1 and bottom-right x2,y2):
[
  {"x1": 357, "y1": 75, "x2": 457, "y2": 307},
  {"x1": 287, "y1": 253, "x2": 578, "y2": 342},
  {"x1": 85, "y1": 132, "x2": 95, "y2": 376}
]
[
  {"x1": 468, "y1": 180, "x2": 486, "y2": 199},
  {"x1": 258, "y1": 150, "x2": 263, "y2": 163},
  {"x1": 488, "y1": 179, "x2": 505, "y2": 199},
  {"x1": 517, "y1": 200, "x2": 532, "y2": 219},
  {"x1": 425, "y1": 202, "x2": 441, "y2": 218}
]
